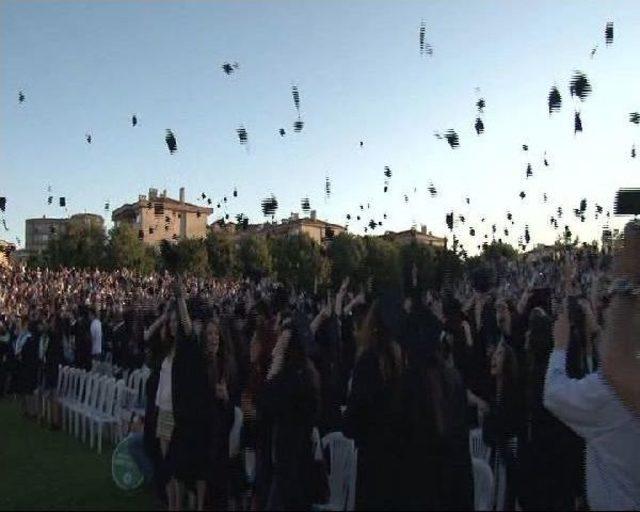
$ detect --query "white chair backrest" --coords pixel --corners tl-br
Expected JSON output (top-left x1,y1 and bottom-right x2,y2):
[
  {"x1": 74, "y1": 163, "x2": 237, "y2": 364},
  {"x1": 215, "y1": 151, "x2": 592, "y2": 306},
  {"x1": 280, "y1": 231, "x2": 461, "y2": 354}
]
[
  {"x1": 469, "y1": 428, "x2": 491, "y2": 462},
  {"x1": 472, "y1": 457, "x2": 494, "y2": 512},
  {"x1": 100, "y1": 377, "x2": 117, "y2": 416},
  {"x1": 229, "y1": 407, "x2": 243, "y2": 458},
  {"x1": 57, "y1": 366, "x2": 69, "y2": 396},
  {"x1": 321, "y1": 432, "x2": 357, "y2": 511},
  {"x1": 75, "y1": 370, "x2": 88, "y2": 402},
  {"x1": 84, "y1": 373, "x2": 100, "y2": 409}
]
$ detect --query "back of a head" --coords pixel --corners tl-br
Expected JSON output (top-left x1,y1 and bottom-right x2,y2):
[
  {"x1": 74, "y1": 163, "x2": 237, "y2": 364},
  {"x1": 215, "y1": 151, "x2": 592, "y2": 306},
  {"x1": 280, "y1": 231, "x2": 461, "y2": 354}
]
[
  {"x1": 471, "y1": 265, "x2": 495, "y2": 294},
  {"x1": 527, "y1": 307, "x2": 552, "y2": 362}
]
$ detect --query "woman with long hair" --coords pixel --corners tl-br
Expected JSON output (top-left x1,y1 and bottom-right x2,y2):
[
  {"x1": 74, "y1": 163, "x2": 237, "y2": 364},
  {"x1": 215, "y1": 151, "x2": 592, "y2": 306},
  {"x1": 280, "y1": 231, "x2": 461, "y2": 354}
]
[
  {"x1": 519, "y1": 307, "x2": 574, "y2": 511},
  {"x1": 343, "y1": 300, "x2": 404, "y2": 511},
  {"x1": 400, "y1": 325, "x2": 474, "y2": 510},
  {"x1": 201, "y1": 315, "x2": 237, "y2": 510},
  {"x1": 258, "y1": 318, "x2": 320, "y2": 511}
]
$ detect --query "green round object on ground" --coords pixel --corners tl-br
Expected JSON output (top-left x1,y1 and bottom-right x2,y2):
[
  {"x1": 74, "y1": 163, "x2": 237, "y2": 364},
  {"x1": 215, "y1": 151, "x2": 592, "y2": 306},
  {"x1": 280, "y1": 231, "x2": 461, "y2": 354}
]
[{"x1": 112, "y1": 435, "x2": 144, "y2": 491}]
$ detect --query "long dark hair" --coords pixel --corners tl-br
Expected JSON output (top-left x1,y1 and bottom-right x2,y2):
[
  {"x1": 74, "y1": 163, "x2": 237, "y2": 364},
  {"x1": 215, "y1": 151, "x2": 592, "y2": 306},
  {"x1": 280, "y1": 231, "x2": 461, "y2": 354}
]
[{"x1": 356, "y1": 300, "x2": 402, "y2": 383}]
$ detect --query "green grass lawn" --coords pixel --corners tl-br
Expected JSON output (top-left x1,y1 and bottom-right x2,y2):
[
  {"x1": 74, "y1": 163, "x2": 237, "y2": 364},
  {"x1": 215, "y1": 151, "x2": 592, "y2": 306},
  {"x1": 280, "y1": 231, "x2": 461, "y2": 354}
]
[{"x1": 0, "y1": 399, "x2": 156, "y2": 510}]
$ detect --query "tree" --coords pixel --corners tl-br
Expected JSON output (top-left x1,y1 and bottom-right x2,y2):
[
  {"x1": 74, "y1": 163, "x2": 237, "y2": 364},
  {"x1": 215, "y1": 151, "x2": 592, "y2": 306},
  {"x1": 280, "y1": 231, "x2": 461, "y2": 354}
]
[
  {"x1": 327, "y1": 232, "x2": 367, "y2": 289},
  {"x1": 205, "y1": 231, "x2": 237, "y2": 278},
  {"x1": 236, "y1": 234, "x2": 272, "y2": 281},
  {"x1": 362, "y1": 236, "x2": 402, "y2": 296},
  {"x1": 399, "y1": 241, "x2": 437, "y2": 292},
  {"x1": 158, "y1": 238, "x2": 209, "y2": 275},
  {"x1": 269, "y1": 234, "x2": 326, "y2": 292},
  {"x1": 481, "y1": 241, "x2": 518, "y2": 261},
  {"x1": 106, "y1": 224, "x2": 157, "y2": 273},
  {"x1": 44, "y1": 217, "x2": 106, "y2": 268}
]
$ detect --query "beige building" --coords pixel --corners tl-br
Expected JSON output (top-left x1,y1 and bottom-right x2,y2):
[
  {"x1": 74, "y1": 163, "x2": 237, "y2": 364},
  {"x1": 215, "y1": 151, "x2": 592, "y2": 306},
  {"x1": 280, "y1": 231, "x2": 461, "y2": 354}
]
[
  {"x1": 24, "y1": 213, "x2": 105, "y2": 254},
  {"x1": 25, "y1": 217, "x2": 68, "y2": 253},
  {"x1": 112, "y1": 187, "x2": 213, "y2": 245},
  {"x1": 239, "y1": 211, "x2": 346, "y2": 245},
  {"x1": 384, "y1": 225, "x2": 447, "y2": 249}
]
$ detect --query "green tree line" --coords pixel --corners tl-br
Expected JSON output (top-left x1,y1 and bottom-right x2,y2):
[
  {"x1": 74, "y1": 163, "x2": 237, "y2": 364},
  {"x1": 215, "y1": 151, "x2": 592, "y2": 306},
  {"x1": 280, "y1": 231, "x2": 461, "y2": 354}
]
[{"x1": 30, "y1": 218, "x2": 521, "y2": 293}]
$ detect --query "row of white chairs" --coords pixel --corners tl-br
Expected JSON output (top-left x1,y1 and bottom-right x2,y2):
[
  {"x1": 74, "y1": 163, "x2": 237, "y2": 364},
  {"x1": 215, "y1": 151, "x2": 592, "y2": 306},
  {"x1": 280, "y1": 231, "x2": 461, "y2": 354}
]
[{"x1": 56, "y1": 366, "x2": 130, "y2": 454}]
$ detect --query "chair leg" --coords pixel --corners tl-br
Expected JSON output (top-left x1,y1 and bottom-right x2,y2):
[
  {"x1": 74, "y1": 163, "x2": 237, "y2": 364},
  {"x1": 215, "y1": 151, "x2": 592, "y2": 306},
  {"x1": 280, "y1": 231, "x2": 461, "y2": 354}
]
[{"x1": 97, "y1": 424, "x2": 102, "y2": 455}]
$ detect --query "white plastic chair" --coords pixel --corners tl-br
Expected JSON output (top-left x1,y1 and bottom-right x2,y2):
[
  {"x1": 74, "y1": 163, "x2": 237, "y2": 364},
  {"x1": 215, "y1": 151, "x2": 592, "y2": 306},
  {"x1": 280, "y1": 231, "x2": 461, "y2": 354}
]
[
  {"x1": 72, "y1": 372, "x2": 100, "y2": 440},
  {"x1": 229, "y1": 407, "x2": 243, "y2": 458},
  {"x1": 472, "y1": 457, "x2": 495, "y2": 511},
  {"x1": 469, "y1": 428, "x2": 492, "y2": 463},
  {"x1": 59, "y1": 367, "x2": 78, "y2": 432},
  {"x1": 88, "y1": 377, "x2": 119, "y2": 454},
  {"x1": 313, "y1": 432, "x2": 357, "y2": 512},
  {"x1": 66, "y1": 370, "x2": 89, "y2": 437}
]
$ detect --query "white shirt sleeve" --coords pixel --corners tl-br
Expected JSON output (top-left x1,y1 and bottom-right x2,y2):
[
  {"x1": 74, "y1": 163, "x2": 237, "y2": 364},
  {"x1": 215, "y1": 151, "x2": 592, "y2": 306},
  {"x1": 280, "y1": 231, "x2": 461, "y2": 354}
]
[{"x1": 543, "y1": 349, "x2": 608, "y2": 441}]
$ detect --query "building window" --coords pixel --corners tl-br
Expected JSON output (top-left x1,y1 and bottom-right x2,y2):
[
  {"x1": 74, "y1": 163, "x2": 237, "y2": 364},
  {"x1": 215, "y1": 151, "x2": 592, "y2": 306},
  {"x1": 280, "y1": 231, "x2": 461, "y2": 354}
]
[{"x1": 154, "y1": 203, "x2": 164, "y2": 216}]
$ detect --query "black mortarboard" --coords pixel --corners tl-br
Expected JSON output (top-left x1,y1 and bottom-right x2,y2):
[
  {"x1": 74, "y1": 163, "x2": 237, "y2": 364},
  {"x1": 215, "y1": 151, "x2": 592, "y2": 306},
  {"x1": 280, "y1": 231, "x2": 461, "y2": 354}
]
[
  {"x1": 165, "y1": 129, "x2": 177, "y2": 153},
  {"x1": 48, "y1": 196, "x2": 53, "y2": 205},
  {"x1": 630, "y1": 112, "x2": 640, "y2": 125},
  {"x1": 475, "y1": 118, "x2": 484, "y2": 135},
  {"x1": 548, "y1": 86, "x2": 562, "y2": 114},
  {"x1": 132, "y1": 114, "x2": 137, "y2": 127},
  {"x1": 0, "y1": 197, "x2": 6, "y2": 212},
  {"x1": 279, "y1": 128, "x2": 286, "y2": 136},
  {"x1": 605, "y1": 22, "x2": 613, "y2": 45},
  {"x1": 574, "y1": 111, "x2": 583, "y2": 133},
  {"x1": 59, "y1": 197, "x2": 66, "y2": 207},
  {"x1": 570, "y1": 72, "x2": 592, "y2": 101},
  {"x1": 522, "y1": 144, "x2": 528, "y2": 151}
]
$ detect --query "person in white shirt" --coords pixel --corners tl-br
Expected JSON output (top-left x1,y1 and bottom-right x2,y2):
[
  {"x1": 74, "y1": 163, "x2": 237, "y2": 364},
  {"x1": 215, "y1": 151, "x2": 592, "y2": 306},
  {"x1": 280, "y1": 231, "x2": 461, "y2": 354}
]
[
  {"x1": 89, "y1": 308, "x2": 102, "y2": 360},
  {"x1": 544, "y1": 228, "x2": 640, "y2": 511}
]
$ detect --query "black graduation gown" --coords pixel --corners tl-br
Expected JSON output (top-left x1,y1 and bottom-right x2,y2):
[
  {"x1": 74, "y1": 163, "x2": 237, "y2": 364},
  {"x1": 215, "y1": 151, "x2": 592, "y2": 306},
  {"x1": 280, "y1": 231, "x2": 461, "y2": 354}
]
[
  {"x1": 258, "y1": 363, "x2": 318, "y2": 511},
  {"x1": 17, "y1": 332, "x2": 38, "y2": 394},
  {"x1": 400, "y1": 364, "x2": 474, "y2": 511},
  {"x1": 344, "y1": 350, "x2": 403, "y2": 511},
  {"x1": 43, "y1": 332, "x2": 64, "y2": 390},
  {"x1": 170, "y1": 334, "x2": 210, "y2": 483}
]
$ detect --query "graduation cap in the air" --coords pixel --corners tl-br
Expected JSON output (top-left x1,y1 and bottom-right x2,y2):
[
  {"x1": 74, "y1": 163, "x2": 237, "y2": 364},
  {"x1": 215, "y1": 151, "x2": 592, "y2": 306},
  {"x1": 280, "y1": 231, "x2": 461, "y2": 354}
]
[
  {"x1": 579, "y1": 198, "x2": 587, "y2": 213},
  {"x1": 360, "y1": 141, "x2": 364, "y2": 148},
  {"x1": 132, "y1": 114, "x2": 137, "y2": 127},
  {"x1": 404, "y1": 195, "x2": 409, "y2": 203},
  {"x1": 47, "y1": 196, "x2": 53, "y2": 205},
  {"x1": 85, "y1": 133, "x2": 92, "y2": 144},
  {"x1": 459, "y1": 215, "x2": 466, "y2": 223},
  {"x1": 595, "y1": 204, "x2": 603, "y2": 214},
  {"x1": 384, "y1": 166, "x2": 392, "y2": 178},
  {"x1": 466, "y1": 197, "x2": 470, "y2": 205},
  {"x1": 504, "y1": 228, "x2": 509, "y2": 236},
  {"x1": 444, "y1": 129, "x2": 459, "y2": 149},
  {"x1": 279, "y1": 128, "x2": 286, "y2": 137},
  {"x1": 384, "y1": 185, "x2": 388, "y2": 193},
  {"x1": 346, "y1": 214, "x2": 351, "y2": 221},
  {"x1": 475, "y1": 118, "x2": 484, "y2": 135},
  {"x1": 223, "y1": 196, "x2": 227, "y2": 203},
  {"x1": 526, "y1": 163, "x2": 533, "y2": 178},
  {"x1": 476, "y1": 98, "x2": 485, "y2": 113},
  {"x1": 507, "y1": 212, "x2": 512, "y2": 221},
  {"x1": 492, "y1": 224, "x2": 496, "y2": 234},
  {"x1": 543, "y1": 193, "x2": 548, "y2": 202},
  {"x1": 165, "y1": 130, "x2": 177, "y2": 154},
  {"x1": 222, "y1": 62, "x2": 239, "y2": 75},
  {"x1": 356, "y1": 215, "x2": 361, "y2": 221},
  {"x1": 291, "y1": 85, "x2": 301, "y2": 111},
  {"x1": 630, "y1": 112, "x2": 640, "y2": 125},
  {"x1": 445, "y1": 212, "x2": 454, "y2": 231},
  {"x1": 557, "y1": 207, "x2": 563, "y2": 218},
  {"x1": 524, "y1": 226, "x2": 531, "y2": 245},
  {"x1": 201, "y1": 192, "x2": 207, "y2": 200},
  {"x1": 105, "y1": 202, "x2": 110, "y2": 210},
  {"x1": 207, "y1": 198, "x2": 212, "y2": 205},
  {"x1": 325, "y1": 177, "x2": 331, "y2": 198},
  {"x1": 59, "y1": 197, "x2": 66, "y2": 207},
  {"x1": 519, "y1": 191, "x2": 526, "y2": 199},
  {"x1": 301, "y1": 198, "x2": 311, "y2": 212},
  {"x1": 522, "y1": 145, "x2": 528, "y2": 151},
  {"x1": 469, "y1": 228, "x2": 475, "y2": 236},
  {"x1": 216, "y1": 203, "x2": 220, "y2": 209},
  {"x1": 261, "y1": 195, "x2": 279, "y2": 217},
  {"x1": 225, "y1": 214, "x2": 230, "y2": 220},
  {"x1": 419, "y1": 21, "x2": 426, "y2": 54},
  {"x1": 481, "y1": 218, "x2": 485, "y2": 223},
  {"x1": 632, "y1": 145, "x2": 636, "y2": 159},
  {"x1": 605, "y1": 22, "x2": 614, "y2": 45},
  {"x1": 548, "y1": 86, "x2": 562, "y2": 114},
  {"x1": 293, "y1": 118, "x2": 304, "y2": 133},
  {"x1": 428, "y1": 184, "x2": 437, "y2": 197},
  {"x1": 569, "y1": 72, "x2": 592, "y2": 101},
  {"x1": 574, "y1": 112, "x2": 583, "y2": 133},
  {"x1": 383, "y1": 213, "x2": 387, "y2": 220},
  {"x1": 543, "y1": 153, "x2": 549, "y2": 166},
  {"x1": 237, "y1": 126, "x2": 248, "y2": 145},
  {"x1": 18, "y1": 90, "x2": 25, "y2": 103},
  {"x1": 233, "y1": 188, "x2": 238, "y2": 198},
  {"x1": 0, "y1": 197, "x2": 5, "y2": 212}
]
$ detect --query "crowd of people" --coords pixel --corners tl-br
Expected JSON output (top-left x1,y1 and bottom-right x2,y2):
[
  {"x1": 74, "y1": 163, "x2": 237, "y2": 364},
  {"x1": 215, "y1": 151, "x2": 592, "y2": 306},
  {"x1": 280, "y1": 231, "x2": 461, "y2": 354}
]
[{"x1": 1, "y1": 221, "x2": 639, "y2": 511}]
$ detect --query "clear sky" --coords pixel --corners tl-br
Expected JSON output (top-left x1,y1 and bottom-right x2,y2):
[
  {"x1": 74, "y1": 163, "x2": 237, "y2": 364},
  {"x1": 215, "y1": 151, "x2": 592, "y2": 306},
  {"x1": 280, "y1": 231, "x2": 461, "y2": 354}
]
[{"x1": 2, "y1": 0, "x2": 639, "y2": 253}]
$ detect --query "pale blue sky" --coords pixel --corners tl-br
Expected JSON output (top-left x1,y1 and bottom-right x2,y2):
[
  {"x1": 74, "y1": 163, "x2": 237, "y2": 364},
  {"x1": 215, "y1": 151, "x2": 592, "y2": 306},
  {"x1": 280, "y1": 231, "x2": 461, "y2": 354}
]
[{"x1": 2, "y1": 0, "x2": 639, "y2": 252}]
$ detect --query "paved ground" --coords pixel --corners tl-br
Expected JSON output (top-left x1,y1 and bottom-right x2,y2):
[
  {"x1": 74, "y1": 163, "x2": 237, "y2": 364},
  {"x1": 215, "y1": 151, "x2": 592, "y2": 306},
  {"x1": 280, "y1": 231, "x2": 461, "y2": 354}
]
[{"x1": 0, "y1": 399, "x2": 155, "y2": 510}]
